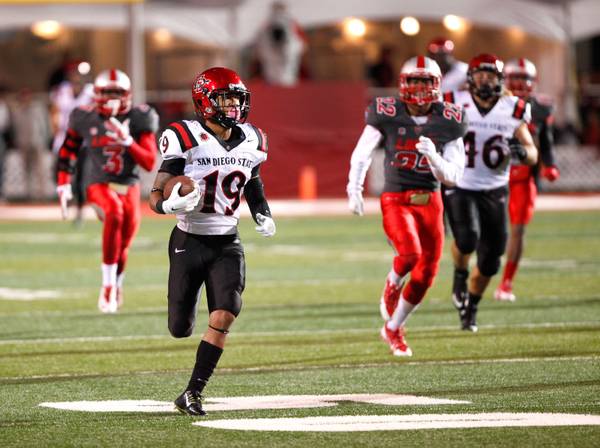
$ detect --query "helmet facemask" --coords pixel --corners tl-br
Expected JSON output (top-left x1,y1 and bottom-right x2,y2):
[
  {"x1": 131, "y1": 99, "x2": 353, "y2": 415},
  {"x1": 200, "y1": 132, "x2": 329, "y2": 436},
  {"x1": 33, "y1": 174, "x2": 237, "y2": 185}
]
[
  {"x1": 468, "y1": 69, "x2": 503, "y2": 101},
  {"x1": 506, "y1": 74, "x2": 534, "y2": 99},
  {"x1": 206, "y1": 88, "x2": 250, "y2": 129},
  {"x1": 399, "y1": 74, "x2": 440, "y2": 106},
  {"x1": 95, "y1": 87, "x2": 132, "y2": 117}
]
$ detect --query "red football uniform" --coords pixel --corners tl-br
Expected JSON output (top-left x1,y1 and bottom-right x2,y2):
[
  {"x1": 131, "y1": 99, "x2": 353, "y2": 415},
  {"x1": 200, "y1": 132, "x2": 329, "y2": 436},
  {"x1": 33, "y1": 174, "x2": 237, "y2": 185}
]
[
  {"x1": 57, "y1": 104, "x2": 158, "y2": 269},
  {"x1": 508, "y1": 96, "x2": 555, "y2": 225}
]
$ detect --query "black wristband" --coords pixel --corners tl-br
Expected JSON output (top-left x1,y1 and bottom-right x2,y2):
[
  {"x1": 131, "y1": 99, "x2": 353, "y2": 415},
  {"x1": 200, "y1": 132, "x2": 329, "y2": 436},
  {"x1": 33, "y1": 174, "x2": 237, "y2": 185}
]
[{"x1": 156, "y1": 199, "x2": 166, "y2": 214}]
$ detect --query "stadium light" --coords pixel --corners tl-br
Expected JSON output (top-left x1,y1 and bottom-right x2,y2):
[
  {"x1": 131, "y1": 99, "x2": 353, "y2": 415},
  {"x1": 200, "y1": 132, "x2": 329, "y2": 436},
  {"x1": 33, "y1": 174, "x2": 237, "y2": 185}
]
[
  {"x1": 77, "y1": 61, "x2": 91, "y2": 75},
  {"x1": 153, "y1": 28, "x2": 173, "y2": 47},
  {"x1": 443, "y1": 15, "x2": 465, "y2": 32},
  {"x1": 31, "y1": 20, "x2": 62, "y2": 40},
  {"x1": 400, "y1": 17, "x2": 420, "y2": 36},
  {"x1": 344, "y1": 18, "x2": 366, "y2": 38}
]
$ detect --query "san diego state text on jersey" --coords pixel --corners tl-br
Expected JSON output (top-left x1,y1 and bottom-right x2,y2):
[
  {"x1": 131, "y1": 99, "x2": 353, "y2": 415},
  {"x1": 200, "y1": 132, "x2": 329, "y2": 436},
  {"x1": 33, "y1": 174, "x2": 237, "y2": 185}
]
[
  {"x1": 366, "y1": 96, "x2": 468, "y2": 192},
  {"x1": 159, "y1": 120, "x2": 267, "y2": 235}
]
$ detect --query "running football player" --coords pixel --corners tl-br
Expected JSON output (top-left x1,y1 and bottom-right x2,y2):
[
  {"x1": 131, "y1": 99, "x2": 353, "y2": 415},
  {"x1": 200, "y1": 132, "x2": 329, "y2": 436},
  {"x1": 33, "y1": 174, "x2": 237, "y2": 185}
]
[
  {"x1": 56, "y1": 69, "x2": 158, "y2": 313},
  {"x1": 347, "y1": 56, "x2": 468, "y2": 357},
  {"x1": 149, "y1": 67, "x2": 276, "y2": 416},
  {"x1": 495, "y1": 58, "x2": 560, "y2": 302},
  {"x1": 442, "y1": 54, "x2": 538, "y2": 331}
]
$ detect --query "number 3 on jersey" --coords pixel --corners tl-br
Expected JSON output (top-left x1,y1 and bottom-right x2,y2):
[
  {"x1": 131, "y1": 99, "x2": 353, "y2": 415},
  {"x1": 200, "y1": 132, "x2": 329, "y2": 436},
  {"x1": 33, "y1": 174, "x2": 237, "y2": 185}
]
[{"x1": 200, "y1": 170, "x2": 247, "y2": 216}]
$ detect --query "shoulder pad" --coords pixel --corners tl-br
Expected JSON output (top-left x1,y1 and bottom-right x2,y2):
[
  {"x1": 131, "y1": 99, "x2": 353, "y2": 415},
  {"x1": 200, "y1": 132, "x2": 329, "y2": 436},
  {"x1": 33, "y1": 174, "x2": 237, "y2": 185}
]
[
  {"x1": 434, "y1": 101, "x2": 469, "y2": 140},
  {"x1": 512, "y1": 97, "x2": 528, "y2": 120},
  {"x1": 68, "y1": 106, "x2": 92, "y2": 131},
  {"x1": 158, "y1": 126, "x2": 188, "y2": 160},
  {"x1": 247, "y1": 124, "x2": 268, "y2": 153},
  {"x1": 366, "y1": 96, "x2": 400, "y2": 126},
  {"x1": 442, "y1": 91, "x2": 456, "y2": 104},
  {"x1": 532, "y1": 96, "x2": 554, "y2": 116},
  {"x1": 165, "y1": 120, "x2": 198, "y2": 152},
  {"x1": 129, "y1": 105, "x2": 159, "y2": 134}
]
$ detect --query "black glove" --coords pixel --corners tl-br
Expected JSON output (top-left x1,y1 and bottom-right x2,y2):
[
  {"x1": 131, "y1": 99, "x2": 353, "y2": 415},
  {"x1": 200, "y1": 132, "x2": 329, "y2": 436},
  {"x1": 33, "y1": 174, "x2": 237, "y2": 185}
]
[{"x1": 508, "y1": 137, "x2": 527, "y2": 161}]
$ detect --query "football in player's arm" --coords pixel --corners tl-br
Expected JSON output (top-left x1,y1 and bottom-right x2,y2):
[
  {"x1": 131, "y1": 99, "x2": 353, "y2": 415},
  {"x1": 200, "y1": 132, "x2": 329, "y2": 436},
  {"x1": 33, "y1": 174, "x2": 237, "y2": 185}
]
[
  {"x1": 56, "y1": 69, "x2": 158, "y2": 313},
  {"x1": 442, "y1": 54, "x2": 538, "y2": 332},
  {"x1": 347, "y1": 56, "x2": 467, "y2": 357},
  {"x1": 148, "y1": 67, "x2": 275, "y2": 416},
  {"x1": 495, "y1": 58, "x2": 560, "y2": 302}
]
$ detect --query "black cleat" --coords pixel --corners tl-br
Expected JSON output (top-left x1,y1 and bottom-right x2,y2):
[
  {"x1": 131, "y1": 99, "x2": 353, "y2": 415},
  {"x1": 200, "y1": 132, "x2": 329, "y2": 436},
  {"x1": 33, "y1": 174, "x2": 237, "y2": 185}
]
[
  {"x1": 460, "y1": 301, "x2": 478, "y2": 333},
  {"x1": 174, "y1": 390, "x2": 206, "y2": 416},
  {"x1": 451, "y1": 269, "x2": 469, "y2": 311}
]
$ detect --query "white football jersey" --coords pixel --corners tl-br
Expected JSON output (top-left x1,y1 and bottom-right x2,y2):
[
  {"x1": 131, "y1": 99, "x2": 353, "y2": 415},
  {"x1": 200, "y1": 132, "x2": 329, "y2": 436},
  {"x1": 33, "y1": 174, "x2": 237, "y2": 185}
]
[
  {"x1": 450, "y1": 90, "x2": 530, "y2": 190},
  {"x1": 441, "y1": 60, "x2": 468, "y2": 92},
  {"x1": 159, "y1": 120, "x2": 268, "y2": 235},
  {"x1": 50, "y1": 81, "x2": 94, "y2": 153}
]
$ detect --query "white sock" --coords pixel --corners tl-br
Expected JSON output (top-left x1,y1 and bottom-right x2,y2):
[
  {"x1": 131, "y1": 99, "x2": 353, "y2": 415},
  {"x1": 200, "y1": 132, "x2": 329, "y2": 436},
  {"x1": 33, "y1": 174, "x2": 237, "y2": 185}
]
[
  {"x1": 117, "y1": 272, "x2": 125, "y2": 289},
  {"x1": 386, "y1": 294, "x2": 419, "y2": 331},
  {"x1": 101, "y1": 263, "x2": 118, "y2": 287}
]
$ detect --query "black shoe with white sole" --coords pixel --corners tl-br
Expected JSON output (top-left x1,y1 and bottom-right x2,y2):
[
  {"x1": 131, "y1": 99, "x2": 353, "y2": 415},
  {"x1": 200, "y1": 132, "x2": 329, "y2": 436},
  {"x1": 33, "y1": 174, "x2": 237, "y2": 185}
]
[{"x1": 174, "y1": 390, "x2": 206, "y2": 416}]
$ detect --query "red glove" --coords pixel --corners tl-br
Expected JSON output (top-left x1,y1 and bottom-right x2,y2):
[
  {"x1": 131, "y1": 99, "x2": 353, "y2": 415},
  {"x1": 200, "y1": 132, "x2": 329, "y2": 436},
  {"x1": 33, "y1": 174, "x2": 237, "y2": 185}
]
[{"x1": 541, "y1": 166, "x2": 560, "y2": 182}]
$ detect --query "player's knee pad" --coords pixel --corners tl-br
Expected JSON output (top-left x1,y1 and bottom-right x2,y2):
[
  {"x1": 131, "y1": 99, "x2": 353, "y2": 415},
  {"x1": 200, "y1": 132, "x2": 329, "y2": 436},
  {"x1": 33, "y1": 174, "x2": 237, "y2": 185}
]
[
  {"x1": 454, "y1": 229, "x2": 478, "y2": 254},
  {"x1": 393, "y1": 253, "x2": 420, "y2": 276},
  {"x1": 477, "y1": 251, "x2": 501, "y2": 277},
  {"x1": 210, "y1": 292, "x2": 242, "y2": 317},
  {"x1": 168, "y1": 317, "x2": 194, "y2": 338},
  {"x1": 168, "y1": 323, "x2": 193, "y2": 338},
  {"x1": 403, "y1": 265, "x2": 437, "y2": 305}
]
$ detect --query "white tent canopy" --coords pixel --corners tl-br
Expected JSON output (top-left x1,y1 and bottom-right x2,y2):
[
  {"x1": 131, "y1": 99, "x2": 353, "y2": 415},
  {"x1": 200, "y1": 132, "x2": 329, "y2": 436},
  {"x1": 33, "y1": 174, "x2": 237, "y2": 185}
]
[{"x1": 0, "y1": 0, "x2": 598, "y2": 47}]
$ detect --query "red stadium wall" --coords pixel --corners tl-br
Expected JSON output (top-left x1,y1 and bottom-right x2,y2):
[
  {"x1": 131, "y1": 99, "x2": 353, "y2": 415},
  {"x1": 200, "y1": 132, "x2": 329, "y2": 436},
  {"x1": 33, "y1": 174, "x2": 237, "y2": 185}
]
[{"x1": 246, "y1": 81, "x2": 367, "y2": 198}]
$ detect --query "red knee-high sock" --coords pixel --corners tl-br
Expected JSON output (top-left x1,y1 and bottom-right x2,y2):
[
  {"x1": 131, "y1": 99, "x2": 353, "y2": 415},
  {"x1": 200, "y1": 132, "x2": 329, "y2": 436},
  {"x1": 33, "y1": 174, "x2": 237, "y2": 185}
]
[{"x1": 502, "y1": 261, "x2": 518, "y2": 285}]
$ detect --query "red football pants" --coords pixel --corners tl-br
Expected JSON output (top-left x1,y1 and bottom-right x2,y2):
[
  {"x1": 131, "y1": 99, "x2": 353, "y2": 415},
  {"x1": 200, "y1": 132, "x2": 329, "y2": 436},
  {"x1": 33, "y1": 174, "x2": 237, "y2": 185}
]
[
  {"x1": 380, "y1": 190, "x2": 444, "y2": 305},
  {"x1": 508, "y1": 177, "x2": 537, "y2": 225},
  {"x1": 86, "y1": 183, "x2": 141, "y2": 272}
]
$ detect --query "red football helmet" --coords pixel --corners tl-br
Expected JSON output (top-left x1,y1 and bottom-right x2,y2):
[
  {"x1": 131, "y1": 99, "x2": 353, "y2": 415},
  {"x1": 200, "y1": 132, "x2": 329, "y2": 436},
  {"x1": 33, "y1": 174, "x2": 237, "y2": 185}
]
[
  {"x1": 467, "y1": 54, "x2": 504, "y2": 100},
  {"x1": 504, "y1": 58, "x2": 537, "y2": 98},
  {"x1": 427, "y1": 37, "x2": 455, "y2": 55},
  {"x1": 191, "y1": 67, "x2": 250, "y2": 129},
  {"x1": 93, "y1": 69, "x2": 132, "y2": 117},
  {"x1": 398, "y1": 56, "x2": 442, "y2": 105}
]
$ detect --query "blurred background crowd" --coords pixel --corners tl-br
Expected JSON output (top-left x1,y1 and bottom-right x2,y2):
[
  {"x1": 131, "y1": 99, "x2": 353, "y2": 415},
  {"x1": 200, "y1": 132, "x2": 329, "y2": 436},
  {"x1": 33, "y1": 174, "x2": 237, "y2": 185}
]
[{"x1": 0, "y1": 0, "x2": 599, "y2": 202}]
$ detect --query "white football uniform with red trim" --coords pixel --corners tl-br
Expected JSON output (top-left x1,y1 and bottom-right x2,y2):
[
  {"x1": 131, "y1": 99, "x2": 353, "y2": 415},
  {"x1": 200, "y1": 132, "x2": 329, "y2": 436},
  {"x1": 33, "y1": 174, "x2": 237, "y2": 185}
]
[
  {"x1": 159, "y1": 120, "x2": 268, "y2": 235},
  {"x1": 448, "y1": 91, "x2": 530, "y2": 191}
]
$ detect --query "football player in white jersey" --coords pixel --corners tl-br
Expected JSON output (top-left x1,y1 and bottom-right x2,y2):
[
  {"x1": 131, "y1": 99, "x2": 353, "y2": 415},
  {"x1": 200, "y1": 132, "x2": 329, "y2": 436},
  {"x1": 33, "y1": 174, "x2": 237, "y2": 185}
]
[
  {"x1": 427, "y1": 37, "x2": 468, "y2": 92},
  {"x1": 149, "y1": 67, "x2": 276, "y2": 416},
  {"x1": 50, "y1": 61, "x2": 94, "y2": 224},
  {"x1": 442, "y1": 54, "x2": 538, "y2": 332}
]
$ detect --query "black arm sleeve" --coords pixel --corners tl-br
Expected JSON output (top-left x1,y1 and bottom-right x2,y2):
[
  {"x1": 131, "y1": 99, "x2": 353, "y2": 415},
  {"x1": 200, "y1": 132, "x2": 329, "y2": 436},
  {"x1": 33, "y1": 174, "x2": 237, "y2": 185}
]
[
  {"x1": 158, "y1": 158, "x2": 185, "y2": 176},
  {"x1": 244, "y1": 174, "x2": 271, "y2": 222},
  {"x1": 538, "y1": 120, "x2": 556, "y2": 166}
]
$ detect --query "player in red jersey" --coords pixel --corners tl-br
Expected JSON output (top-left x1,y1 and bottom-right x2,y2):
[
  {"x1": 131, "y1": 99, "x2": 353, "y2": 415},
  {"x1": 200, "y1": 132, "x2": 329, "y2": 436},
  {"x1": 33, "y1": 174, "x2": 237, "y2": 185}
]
[
  {"x1": 56, "y1": 69, "x2": 159, "y2": 313},
  {"x1": 347, "y1": 56, "x2": 468, "y2": 357},
  {"x1": 494, "y1": 58, "x2": 560, "y2": 302}
]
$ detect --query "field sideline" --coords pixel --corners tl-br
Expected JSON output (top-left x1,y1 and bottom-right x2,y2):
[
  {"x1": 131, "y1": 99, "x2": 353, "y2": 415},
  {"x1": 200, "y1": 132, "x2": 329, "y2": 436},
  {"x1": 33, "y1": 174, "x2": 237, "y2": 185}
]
[
  {"x1": 0, "y1": 209, "x2": 599, "y2": 446},
  {"x1": 1, "y1": 193, "x2": 599, "y2": 221}
]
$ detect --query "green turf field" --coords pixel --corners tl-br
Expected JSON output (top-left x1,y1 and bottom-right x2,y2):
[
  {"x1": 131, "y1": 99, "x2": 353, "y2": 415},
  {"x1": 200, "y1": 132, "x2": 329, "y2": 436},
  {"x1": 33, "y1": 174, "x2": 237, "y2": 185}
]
[{"x1": 1, "y1": 211, "x2": 599, "y2": 447}]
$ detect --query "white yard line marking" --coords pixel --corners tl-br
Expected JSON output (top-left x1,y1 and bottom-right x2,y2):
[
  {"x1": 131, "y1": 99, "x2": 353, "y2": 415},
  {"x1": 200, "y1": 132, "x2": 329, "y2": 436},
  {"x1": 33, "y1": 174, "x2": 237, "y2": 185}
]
[
  {"x1": 38, "y1": 394, "x2": 470, "y2": 413},
  {"x1": 0, "y1": 287, "x2": 62, "y2": 300},
  {"x1": 6, "y1": 355, "x2": 600, "y2": 382},
  {"x1": 0, "y1": 321, "x2": 598, "y2": 345},
  {"x1": 194, "y1": 413, "x2": 600, "y2": 431}
]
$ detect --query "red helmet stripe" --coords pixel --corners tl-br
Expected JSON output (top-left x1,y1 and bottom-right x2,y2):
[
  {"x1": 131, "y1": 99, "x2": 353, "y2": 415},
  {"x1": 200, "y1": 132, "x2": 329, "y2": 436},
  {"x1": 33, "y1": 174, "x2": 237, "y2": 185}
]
[
  {"x1": 417, "y1": 56, "x2": 426, "y2": 69},
  {"x1": 109, "y1": 69, "x2": 117, "y2": 81},
  {"x1": 519, "y1": 58, "x2": 526, "y2": 68}
]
